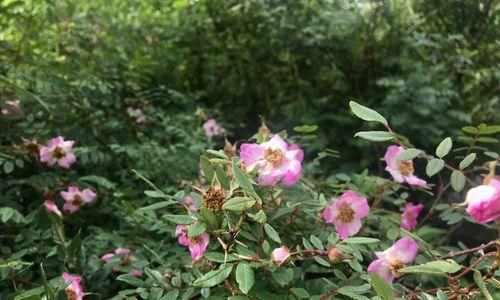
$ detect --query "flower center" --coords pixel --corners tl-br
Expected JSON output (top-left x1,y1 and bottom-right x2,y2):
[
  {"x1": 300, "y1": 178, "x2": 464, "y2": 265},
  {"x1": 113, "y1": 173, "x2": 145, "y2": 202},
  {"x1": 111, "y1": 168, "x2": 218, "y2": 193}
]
[
  {"x1": 389, "y1": 259, "x2": 406, "y2": 277},
  {"x1": 337, "y1": 202, "x2": 355, "y2": 223},
  {"x1": 397, "y1": 161, "x2": 414, "y2": 176},
  {"x1": 121, "y1": 254, "x2": 133, "y2": 266},
  {"x1": 264, "y1": 148, "x2": 284, "y2": 166},
  {"x1": 202, "y1": 188, "x2": 226, "y2": 211},
  {"x1": 52, "y1": 146, "x2": 66, "y2": 159},
  {"x1": 66, "y1": 288, "x2": 78, "y2": 300},
  {"x1": 188, "y1": 237, "x2": 199, "y2": 244},
  {"x1": 72, "y1": 195, "x2": 85, "y2": 206}
]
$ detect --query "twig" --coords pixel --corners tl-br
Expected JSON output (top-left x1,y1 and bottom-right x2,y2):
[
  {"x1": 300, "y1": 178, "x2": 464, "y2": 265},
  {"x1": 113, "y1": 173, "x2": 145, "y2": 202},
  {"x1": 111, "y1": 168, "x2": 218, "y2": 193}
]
[{"x1": 440, "y1": 240, "x2": 497, "y2": 259}]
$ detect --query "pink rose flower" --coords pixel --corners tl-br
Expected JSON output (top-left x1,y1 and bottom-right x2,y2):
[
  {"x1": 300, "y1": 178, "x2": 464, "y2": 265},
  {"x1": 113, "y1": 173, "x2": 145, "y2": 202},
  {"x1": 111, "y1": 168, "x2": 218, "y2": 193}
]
[
  {"x1": 60, "y1": 186, "x2": 97, "y2": 213},
  {"x1": 323, "y1": 190, "x2": 370, "y2": 240},
  {"x1": 175, "y1": 224, "x2": 210, "y2": 259},
  {"x1": 400, "y1": 203, "x2": 424, "y2": 230},
  {"x1": 129, "y1": 269, "x2": 143, "y2": 277},
  {"x1": 39, "y1": 136, "x2": 77, "y2": 169},
  {"x1": 102, "y1": 248, "x2": 139, "y2": 273},
  {"x1": 1, "y1": 100, "x2": 21, "y2": 115},
  {"x1": 271, "y1": 246, "x2": 291, "y2": 264},
  {"x1": 62, "y1": 272, "x2": 84, "y2": 300},
  {"x1": 126, "y1": 107, "x2": 147, "y2": 124},
  {"x1": 203, "y1": 119, "x2": 225, "y2": 138},
  {"x1": 368, "y1": 237, "x2": 419, "y2": 284},
  {"x1": 43, "y1": 200, "x2": 62, "y2": 218},
  {"x1": 465, "y1": 179, "x2": 500, "y2": 223},
  {"x1": 240, "y1": 135, "x2": 304, "y2": 186},
  {"x1": 181, "y1": 196, "x2": 197, "y2": 211},
  {"x1": 101, "y1": 253, "x2": 115, "y2": 263},
  {"x1": 384, "y1": 146, "x2": 426, "y2": 186}
]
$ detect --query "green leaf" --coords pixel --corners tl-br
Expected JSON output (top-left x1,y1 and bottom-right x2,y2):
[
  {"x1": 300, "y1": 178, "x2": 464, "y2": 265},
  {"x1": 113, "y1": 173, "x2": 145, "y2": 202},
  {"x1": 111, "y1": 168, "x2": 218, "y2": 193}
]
[
  {"x1": 459, "y1": 153, "x2": 476, "y2": 169},
  {"x1": 349, "y1": 101, "x2": 388, "y2": 125},
  {"x1": 461, "y1": 126, "x2": 478, "y2": 134},
  {"x1": 163, "y1": 214, "x2": 195, "y2": 224},
  {"x1": 450, "y1": 171, "x2": 465, "y2": 192},
  {"x1": 235, "y1": 263, "x2": 254, "y2": 294},
  {"x1": 474, "y1": 270, "x2": 493, "y2": 300},
  {"x1": 3, "y1": 161, "x2": 14, "y2": 174},
  {"x1": 370, "y1": 273, "x2": 394, "y2": 300},
  {"x1": 192, "y1": 264, "x2": 233, "y2": 288},
  {"x1": 117, "y1": 274, "x2": 145, "y2": 287},
  {"x1": 264, "y1": 223, "x2": 281, "y2": 243},
  {"x1": 309, "y1": 235, "x2": 324, "y2": 250},
  {"x1": 426, "y1": 159, "x2": 445, "y2": 177},
  {"x1": 40, "y1": 263, "x2": 55, "y2": 300},
  {"x1": 272, "y1": 268, "x2": 294, "y2": 286},
  {"x1": 80, "y1": 175, "x2": 116, "y2": 189},
  {"x1": 291, "y1": 288, "x2": 310, "y2": 299},
  {"x1": 199, "y1": 207, "x2": 218, "y2": 228},
  {"x1": 399, "y1": 259, "x2": 461, "y2": 277},
  {"x1": 200, "y1": 156, "x2": 214, "y2": 183},
  {"x1": 397, "y1": 148, "x2": 422, "y2": 161},
  {"x1": 222, "y1": 197, "x2": 256, "y2": 211},
  {"x1": 138, "y1": 201, "x2": 177, "y2": 211},
  {"x1": 314, "y1": 256, "x2": 330, "y2": 267},
  {"x1": 436, "y1": 137, "x2": 452, "y2": 158},
  {"x1": 343, "y1": 237, "x2": 380, "y2": 244},
  {"x1": 293, "y1": 125, "x2": 318, "y2": 132},
  {"x1": 248, "y1": 210, "x2": 267, "y2": 224},
  {"x1": 354, "y1": 131, "x2": 393, "y2": 141},
  {"x1": 477, "y1": 137, "x2": 498, "y2": 143},
  {"x1": 203, "y1": 252, "x2": 239, "y2": 263},
  {"x1": 232, "y1": 157, "x2": 261, "y2": 202},
  {"x1": 478, "y1": 125, "x2": 500, "y2": 135},
  {"x1": 144, "y1": 190, "x2": 169, "y2": 198},
  {"x1": 187, "y1": 222, "x2": 206, "y2": 238}
]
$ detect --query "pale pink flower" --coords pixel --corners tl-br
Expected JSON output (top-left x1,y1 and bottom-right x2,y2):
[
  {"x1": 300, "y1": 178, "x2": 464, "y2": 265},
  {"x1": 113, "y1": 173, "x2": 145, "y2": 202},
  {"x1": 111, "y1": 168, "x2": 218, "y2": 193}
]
[
  {"x1": 465, "y1": 179, "x2": 500, "y2": 223},
  {"x1": 62, "y1": 272, "x2": 83, "y2": 300},
  {"x1": 271, "y1": 247, "x2": 291, "y2": 264},
  {"x1": 181, "y1": 196, "x2": 197, "y2": 211},
  {"x1": 102, "y1": 248, "x2": 138, "y2": 273},
  {"x1": 39, "y1": 136, "x2": 77, "y2": 169},
  {"x1": 384, "y1": 146, "x2": 426, "y2": 186},
  {"x1": 101, "y1": 253, "x2": 115, "y2": 263},
  {"x1": 129, "y1": 269, "x2": 143, "y2": 277},
  {"x1": 1, "y1": 100, "x2": 21, "y2": 115},
  {"x1": 175, "y1": 224, "x2": 210, "y2": 259},
  {"x1": 203, "y1": 119, "x2": 225, "y2": 138},
  {"x1": 60, "y1": 186, "x2": 97, "y2": 213},
  {"x1": 368, "y1": 237, "x2": 419, "y2": 284},
  {"x1": 43, "y1": 200, "x2": 62, "y2": 218},
  {"x1": 401, "y1": 203, "x2": 424, "y2": 230},
  {"x1": 323, "y1": 190, "x2": 370, "y2": 240},
  {"x1": 240, "y1": 135, "x2": 304, "y2": 186},
  {"x1": 127, "y1": 107, "x2": 147, "y2": 124}
]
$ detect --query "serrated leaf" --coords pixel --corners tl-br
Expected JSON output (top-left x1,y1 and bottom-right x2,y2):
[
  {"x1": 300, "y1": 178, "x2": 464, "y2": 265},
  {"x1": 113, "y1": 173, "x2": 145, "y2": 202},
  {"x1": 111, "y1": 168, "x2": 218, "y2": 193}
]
[
  {"x1": 192, "y1": 264, "x2": 233, "y2": 288},
  {"x1": 450, "y1": 171, "x2": 465, "y2": 192},
  {"x1": 436, "y1": 137, "x2": 452, "y2": 158},
  {"x1": 459, "y1": 153, "x2": 476, "y2": 169},
  {"x1": 370, "y1": 273, "x2": 394, "y2": 300},
  {"x1": 291, "y1": 288, "x2": 310, "y2": 299},
  {"x1": 187, "y1": 222, "x2": 206, "y2": 238},
  {"x1": 314, "y1": 256, "x2": 330, "y2": 267},
  {"x1": 200, "y1": 156, "x2": 214, "y2": 183},
  {"x1": 264, "y1": 223, "x2": 281, "y2": 243},
  {"x1": 397, "y1": 148, "x2": 422, "y2": 161},
  {"x1": 309, "y1": 235, "x2": 324, "y2": 250},
  {"x1": 426, "y1": 159, "x2": 445, "y2": 177},
  {"x1": 349, "y1": 101, "x2": 388, "y2": 125},
  {"x1": 222, "y1": 197, "x2": 256, "y2": 211},
  {"x1": 235, "y1": 263, "x2": 254, "y2": 294},
  {"x1": 354, "y1": 131, "x2": 393, "y2": 141}
]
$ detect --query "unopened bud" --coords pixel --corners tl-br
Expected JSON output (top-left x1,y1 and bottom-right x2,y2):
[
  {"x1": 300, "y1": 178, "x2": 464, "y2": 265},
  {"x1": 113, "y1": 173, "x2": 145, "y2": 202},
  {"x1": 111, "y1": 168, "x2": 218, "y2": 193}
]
[
  {"x1": 327, "y1": 246, "x2": 343, "y2": 263},
  {"x1": 271, "y1": 246, "x2": 291, "y2": 265}
]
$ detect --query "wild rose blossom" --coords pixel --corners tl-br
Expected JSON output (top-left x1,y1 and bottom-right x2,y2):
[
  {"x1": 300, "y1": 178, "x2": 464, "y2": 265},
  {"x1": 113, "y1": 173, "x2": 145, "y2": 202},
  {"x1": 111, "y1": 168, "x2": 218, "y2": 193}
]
[
  {"x1": 175, "y1": 224, "x2": 210, "y2": 259},
  {"x1": 101, "y1": 248, "x2": 142, "y2": 276},
  {"x1": 465, "y1": 179, "x2": 500, "y2": 223},
  {"x1": 271, "y1": 247, "x2": 291, "y2": 264},
  {"x1": 323, "y1": 190, "x2": 370, "y2": 240},
  {"x1": 203, "y1": 119, "x2": 225, "y2": 138},
  {"x1": 60, "y1": 186, "x2": 97, "y2": 213},
  {"x1": 1, "y1": 100, "x2": 21, "y2": 115},
  {"x1": 126, "y1": 107, "x2": 147, "y2": 124},
  {"x1": 401, "y1": 202, "x2": 424, "y2": 230},
  {"x1": 43, "y1": 200, "x2": 62, "y2": 218},
  {"x1": 384, "y1": 146, "x2": 426, "y2": 186},
  {"x1": 240, "y1": 134, "x2": 304, "y2": 186},
  {"x1": 62, "y1": 272, "x2": 83, "y2": 300},
  {"x1": 368, "y1": 237, "x2": 419, "y2": 284},
  {"x1": 39, "y1": 136, "x2": 77, "y2": 169},
  {"x1": 181, "y1": 196, "x2": 197, "y2": 211}
]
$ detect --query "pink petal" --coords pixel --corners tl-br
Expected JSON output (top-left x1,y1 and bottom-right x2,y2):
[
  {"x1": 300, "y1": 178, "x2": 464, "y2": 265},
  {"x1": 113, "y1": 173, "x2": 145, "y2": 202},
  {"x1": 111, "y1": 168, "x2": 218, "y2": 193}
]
[
  {"x1": 129, "y1": 269, "x2": 143, "y2": 277},
  {"x1": 115, "y1": 248, "x2": 131, "y2": 255},
  {"x1": 63, "y1": 202, "x2": 80, "y2": 214},
  {"x1": 335, "y1": 219, "x2": 362, "y2": 240},
  {"x1": 386, "y1": 167, "x2": 405, "y2": 183},
  {"x1": 43, "y1": 200, "x2": 62, "y2": 217},
  {"x1": 101, "y1": 253, "x2": 115, "y2": 263},
  {"x1": 240, "y1": 143, "x2": 265, "y2": 164},
  {"x1": 57, "y1": 153, "x2": 77, "y2": 169},
  {"x1": 282, "y1": 159, "x2": 301, "y2": 185},
  {"x1": 262, "y1": 135, "x2": 288, "y2": 152},
  {"x1": 82, "y1": 188, "x2": 97, "y2": 203},
  {"x1": 384, "y1": 146, "x2": 404, "y2": 169},
  {"x1": 287, "y1": 144, "x2": 304, "y2": 162},
  {"x1": 368, "y1": 259, "x2": 394, "y2": 284},
  {"x1": 404, "y1": 174, "x2": 427, "y2": 186},
  {"x1": 342, "y1": 190, "x2": 370, "y2": 218},
  {"x1": 389, "y1": 237, "x2": 419, "y2": 263},
  {"x1": 323, "y1": 205, "x2": 334, "y2": 223}
]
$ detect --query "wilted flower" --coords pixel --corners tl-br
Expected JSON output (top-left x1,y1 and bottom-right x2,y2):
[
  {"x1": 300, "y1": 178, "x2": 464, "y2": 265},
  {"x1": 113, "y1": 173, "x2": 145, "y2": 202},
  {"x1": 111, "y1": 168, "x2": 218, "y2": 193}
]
[
  {"x1": 101, "y1": 248, "x2": 142, "y2": 276},
  {"x1": 465, "y1": 179, "x2": 500, "y2": 223},
  {"x1": 201, "y1": 188, "x2": 226, "y2": 211},
  {"x1": 60, "y1": 186, "x2": 96, "y2": 213},
  {"x1": 126, "y1": 107, "x2": 147, "y2": 124},
  {"x1": 203, "y1": 119, "x2": 225, "y2": 138},
  {"x1": 39, "y1": 136, "x2": 77, "y2": 169},
  {"x1": 175, "y1": 224, "x2": 210, "y2": 259},
  {"x1": 401, "y1": 202, "x2": 424, "y2": 230},
  {"x1": 1, "y1": 100, "x2": 21, "y2": 115},
  {"x1": 368, "y1": 237, "x2": 419, "y2": 284},
  {"x1": 44, "y1": 200, "x2": 62, "y2": 218},
  {"x1": 240, "y1": 134, "x2": 304, "y2": 186},
  {"x1": 271, "y1": 246, "x2": 291, "y2": 264},
  {"x1": 62, "y1": 272, "x2": 83, "y2": 300},
  {"x1": 323, "y1": 190, "x2": 370, "y2": 240},
  {"x1": 384, "y1": 146, "x2": 426, "y2": 186}
]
